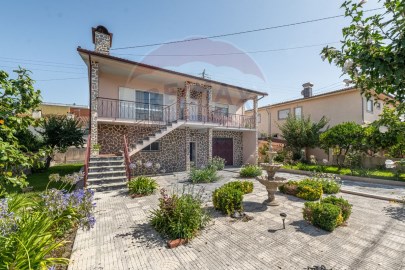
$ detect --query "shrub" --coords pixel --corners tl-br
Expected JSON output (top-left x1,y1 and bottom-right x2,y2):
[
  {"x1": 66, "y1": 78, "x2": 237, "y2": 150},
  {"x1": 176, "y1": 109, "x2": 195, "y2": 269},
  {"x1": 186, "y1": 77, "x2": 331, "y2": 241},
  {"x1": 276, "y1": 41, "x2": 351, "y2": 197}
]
[
  {"x1": 239, "y1": 165, "x2": 262, "y2": 178},
  {"x1": 296, "y1": 179, "x2": 323, "y2": 201},
  {"x1": 207, "y1": 156, "x2": 226, "y2": 171},
  {"x1": 303, "y1": 201, "x2": 343, "y2": 232},
  {"x1": 279, "y1": 179, "x2": 323, "y2": 201},
  {"x1": 128, "y1": 176, "x2": 158, "y2": 196},
  {"x1": 319, "y1": 179, "x2": 341, "y2": 194},
  {"x1": 189, "y1": 167, "x2": 219, "y2": 183},
  {"x1": 222, "y1": 181, "x2": 254, "y2": 194},
  {"x1": 279, "y1": 180, "x2": 299, "y2": 196},
  {"x1": 213, "y1": 185, "x2": 244, "y2": 216},
  {"x1": 322, "y1": 196, "x2": 352, "y2": 222},
  {"x1": 150, "y1": 188, "x2": 210, "y2": 240}
]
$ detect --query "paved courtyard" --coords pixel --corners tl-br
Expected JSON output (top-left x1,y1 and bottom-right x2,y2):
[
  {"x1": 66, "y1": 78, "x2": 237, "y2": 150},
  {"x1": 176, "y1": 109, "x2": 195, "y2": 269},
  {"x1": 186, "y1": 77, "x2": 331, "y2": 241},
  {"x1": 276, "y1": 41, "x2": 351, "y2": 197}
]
[{"x1": 69, "y1": 171, "x2": 405, "y2": 270}]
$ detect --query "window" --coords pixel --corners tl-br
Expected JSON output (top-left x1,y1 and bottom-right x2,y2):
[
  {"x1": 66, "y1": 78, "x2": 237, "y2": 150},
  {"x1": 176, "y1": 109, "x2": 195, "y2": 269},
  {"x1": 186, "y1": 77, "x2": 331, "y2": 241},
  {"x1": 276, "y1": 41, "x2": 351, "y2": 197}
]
[
  {"x1": 294, "y1": 107, "x2": 302, "y2": 118},
  {"x1": 258, "y1": 113, "x2": 261, "y2": 123},
  {"x1": 366, "y1": 99, "x2": 373, "y2": 113},
  {"x1": 278, "y1": 109, "x2": 290, "y2": 120},
  {"x1": 376, "y1": 102, "x2": 381, "y2": 110},
  {"x1": 135, "y1": 91, "x2": 164, "y2": 120},
  {"x1": 142, "y1": 142, "x2": 160, "y2": 151},
  {"x1": 214, "y1": 105, "x2": 229, "y2": 116}
]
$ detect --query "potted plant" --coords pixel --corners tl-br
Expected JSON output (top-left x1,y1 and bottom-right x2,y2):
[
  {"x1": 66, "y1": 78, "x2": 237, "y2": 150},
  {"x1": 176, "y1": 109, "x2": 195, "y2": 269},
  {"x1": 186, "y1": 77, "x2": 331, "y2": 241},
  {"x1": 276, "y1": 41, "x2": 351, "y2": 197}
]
[{"x1": 92, "y1": 143, "x2": 101, "y2": 156}]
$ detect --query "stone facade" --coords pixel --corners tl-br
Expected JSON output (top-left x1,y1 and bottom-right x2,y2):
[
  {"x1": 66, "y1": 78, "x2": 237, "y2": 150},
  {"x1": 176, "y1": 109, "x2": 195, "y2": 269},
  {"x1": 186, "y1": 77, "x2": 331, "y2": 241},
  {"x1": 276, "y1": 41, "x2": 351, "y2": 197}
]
[
  {"x1": 94, "y1": 32, "x2": 111, "y2": 55},
  {"x1": 90, "y1": 61, "x2": 99, "y2": 156},
  {"x1": 97, "y1": 123, "x2": 243, "y2": 173}
]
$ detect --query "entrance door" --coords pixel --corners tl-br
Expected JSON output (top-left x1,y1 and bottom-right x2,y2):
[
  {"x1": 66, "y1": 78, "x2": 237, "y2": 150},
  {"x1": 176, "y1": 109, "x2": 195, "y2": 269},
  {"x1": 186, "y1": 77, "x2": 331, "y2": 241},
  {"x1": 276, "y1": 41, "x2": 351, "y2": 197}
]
[
  {"x1": 190, "y1": 142, "x2": 197, "y2": 166},
  {"x1": 212, "y1": 138, "x2": 233, "y2": 165}
]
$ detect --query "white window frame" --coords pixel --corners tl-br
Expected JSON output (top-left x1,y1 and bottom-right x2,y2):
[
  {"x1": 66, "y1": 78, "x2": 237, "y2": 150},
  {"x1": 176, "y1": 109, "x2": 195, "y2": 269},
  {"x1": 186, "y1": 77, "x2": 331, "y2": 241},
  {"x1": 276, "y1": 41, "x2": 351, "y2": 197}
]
[
  {"x1": 278, "y1": 109, "x2": 290, "y2": 120},
  {"x1": 294, "y1": 107, "x2": 303, "y2": 119},
  {"x1": 366, "y1": 99, "x2": 373, "y2": 113}
]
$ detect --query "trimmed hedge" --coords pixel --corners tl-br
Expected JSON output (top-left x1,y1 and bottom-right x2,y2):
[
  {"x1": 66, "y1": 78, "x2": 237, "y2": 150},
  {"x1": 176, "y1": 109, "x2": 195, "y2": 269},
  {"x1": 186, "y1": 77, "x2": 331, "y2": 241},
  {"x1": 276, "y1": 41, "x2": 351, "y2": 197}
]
[
  {"x1": 303, "y1": 196, "x2": 352, "y2": 232},
  {"x1": 280, "y1": 179, "x2": 323, "y2": 201},
  {"x1": 212, "y1": 181, "x2": 254, "y2": 215}
]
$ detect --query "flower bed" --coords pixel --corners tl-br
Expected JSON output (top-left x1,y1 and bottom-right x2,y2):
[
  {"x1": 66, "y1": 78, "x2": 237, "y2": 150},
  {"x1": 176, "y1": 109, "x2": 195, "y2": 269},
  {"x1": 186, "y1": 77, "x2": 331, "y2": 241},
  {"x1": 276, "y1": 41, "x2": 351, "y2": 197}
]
[
  {"x1": 189, "y1": 167, "x2": 219, "y2": 183},
  {"x1": 128, "y1": 176, "x2": 158, "y2": 197},
  {"x1": 239, "y1": 165, "x2": 262, "y2": 178}
]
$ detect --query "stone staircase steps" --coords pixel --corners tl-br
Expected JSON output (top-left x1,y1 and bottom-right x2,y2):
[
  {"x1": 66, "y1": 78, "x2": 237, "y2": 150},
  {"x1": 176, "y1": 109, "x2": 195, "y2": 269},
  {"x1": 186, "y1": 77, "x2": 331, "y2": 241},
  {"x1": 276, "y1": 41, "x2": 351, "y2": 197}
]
[{"x1": 87, "y1": 156, "x2": 128, "y2": 191}]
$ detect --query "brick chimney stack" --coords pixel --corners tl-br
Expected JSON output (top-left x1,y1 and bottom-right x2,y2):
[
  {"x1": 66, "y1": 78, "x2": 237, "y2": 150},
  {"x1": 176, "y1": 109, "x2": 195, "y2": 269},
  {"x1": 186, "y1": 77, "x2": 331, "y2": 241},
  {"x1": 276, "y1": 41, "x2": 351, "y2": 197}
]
[
  {"x1": 92, "y1": 25, "x2": 112, "y2": 55},
  {"x1": 301, "y1": 82, "x2": 313, "y2": 98}
]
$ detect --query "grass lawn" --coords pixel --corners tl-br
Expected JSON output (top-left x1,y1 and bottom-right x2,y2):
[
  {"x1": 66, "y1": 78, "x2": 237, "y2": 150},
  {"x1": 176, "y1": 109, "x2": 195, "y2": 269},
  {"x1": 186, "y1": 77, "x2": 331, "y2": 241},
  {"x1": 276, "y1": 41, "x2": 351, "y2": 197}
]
[
  {"x1": 7, "y1": 163, "x2": 83, "y2": 194},
  {"x1": 283, "y1": 163, "x2": 405, "y2": 182}
]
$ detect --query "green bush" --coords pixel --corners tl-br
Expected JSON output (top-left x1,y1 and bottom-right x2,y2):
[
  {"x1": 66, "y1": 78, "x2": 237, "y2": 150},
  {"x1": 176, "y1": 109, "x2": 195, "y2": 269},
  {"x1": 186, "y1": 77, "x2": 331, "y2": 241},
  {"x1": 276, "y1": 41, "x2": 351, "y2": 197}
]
[
  {"x1": 150, "y1": 188, "x2": 210, "y2": 240},
  {"x1": 213, "y1": 185, "x2": 244, "y2": 216},
  {"x1": 280, "y1": 179, "x2": 323, "y2": 201},
  {"x1": 222, "y1": 180, "x2": 254, "y2": 194},
  {"x1": 189, "y1": 167, "x2": 219, "y2": 183},
  {"x1": 279, "y1": 180, "x2": 299, "y2": 195},
  {"x1": 322, "y1": 196, "x2": 352, "y2": 222},
  {"x1": 239, "y1": 165, "x2": 262, "y2": 178},
  {"x1": 128, "y1": 176, "x2": 158, "y2": 196},
  {"x1": 207, "y1": 156, "x2": 226, "y2": 171},
  {"x1": 319, "y1": 179, "x2": 341, "y2": 194},
  {"x1": 303, "y1": 202, "x2": 343, "y2": 232}
]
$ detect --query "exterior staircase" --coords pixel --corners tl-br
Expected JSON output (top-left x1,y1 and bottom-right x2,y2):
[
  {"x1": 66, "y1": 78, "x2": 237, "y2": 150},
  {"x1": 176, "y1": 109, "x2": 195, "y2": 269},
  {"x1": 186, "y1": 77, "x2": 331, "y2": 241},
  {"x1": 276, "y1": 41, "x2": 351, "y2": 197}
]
[
  {"x1": 87, "y1": 156, "x2": 127, "y2": 191},
  {"x1": 128, "y1": 120, "x2": 185, "y2": 156}
]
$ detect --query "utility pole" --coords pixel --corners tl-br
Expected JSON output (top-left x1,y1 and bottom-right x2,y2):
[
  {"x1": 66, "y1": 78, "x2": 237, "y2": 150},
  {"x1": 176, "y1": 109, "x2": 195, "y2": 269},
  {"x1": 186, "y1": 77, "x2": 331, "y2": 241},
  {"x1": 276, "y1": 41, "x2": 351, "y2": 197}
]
[{"x1": 199, "y1": 69, "x2": 210, "y2": 80}]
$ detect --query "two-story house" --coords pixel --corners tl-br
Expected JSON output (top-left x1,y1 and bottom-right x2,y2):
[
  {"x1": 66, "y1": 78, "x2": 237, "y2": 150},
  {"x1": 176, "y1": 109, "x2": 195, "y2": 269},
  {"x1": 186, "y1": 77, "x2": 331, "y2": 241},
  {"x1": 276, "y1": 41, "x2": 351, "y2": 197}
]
[
  {"x1": 248, "y1": 82, "x2": 393, "y2": 160},
  {"x1": 78, "y1": 26, "x2": 267, "y2": 176}
]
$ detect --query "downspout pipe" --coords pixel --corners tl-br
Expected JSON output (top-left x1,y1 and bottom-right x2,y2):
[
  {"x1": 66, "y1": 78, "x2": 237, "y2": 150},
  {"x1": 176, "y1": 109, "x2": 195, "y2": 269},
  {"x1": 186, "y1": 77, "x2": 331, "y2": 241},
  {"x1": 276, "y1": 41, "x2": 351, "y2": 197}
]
[{"x1": 88, "y1": 54, "x2": 92, "y2": 140}]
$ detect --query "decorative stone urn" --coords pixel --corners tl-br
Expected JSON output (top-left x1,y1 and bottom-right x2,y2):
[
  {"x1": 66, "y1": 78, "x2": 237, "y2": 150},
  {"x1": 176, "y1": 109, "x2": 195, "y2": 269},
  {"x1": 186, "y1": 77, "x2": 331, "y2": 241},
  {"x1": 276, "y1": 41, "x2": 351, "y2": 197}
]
[{"x1": 256, "y1": 144, "x2": 286, "y2": 206}]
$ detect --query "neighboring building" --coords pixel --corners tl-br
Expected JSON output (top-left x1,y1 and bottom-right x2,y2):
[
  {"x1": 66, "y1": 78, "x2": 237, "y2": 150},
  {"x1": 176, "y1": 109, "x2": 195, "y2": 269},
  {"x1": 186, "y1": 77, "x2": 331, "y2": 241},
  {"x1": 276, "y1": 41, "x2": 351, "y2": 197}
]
[
  {"x1": 33, "y1": 102, "x2": 90, "y2": 126},
  {"x1": 78, "y1": 26, "x2": 267, "y2": 173},
  {"x1": 247, "y1": 82, "x2": 393, "y2": 160}
]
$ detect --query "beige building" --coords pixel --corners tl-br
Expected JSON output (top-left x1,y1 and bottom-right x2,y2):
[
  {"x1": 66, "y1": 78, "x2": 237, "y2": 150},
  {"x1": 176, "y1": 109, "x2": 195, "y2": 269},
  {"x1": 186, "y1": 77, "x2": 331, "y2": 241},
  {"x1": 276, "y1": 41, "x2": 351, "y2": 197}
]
[
  {"x1": 78, "y1": 26, "x2": 267, "y2": 173},
  {"x1": 249, "y1": 83, "x2": 391, "y2": 139}
]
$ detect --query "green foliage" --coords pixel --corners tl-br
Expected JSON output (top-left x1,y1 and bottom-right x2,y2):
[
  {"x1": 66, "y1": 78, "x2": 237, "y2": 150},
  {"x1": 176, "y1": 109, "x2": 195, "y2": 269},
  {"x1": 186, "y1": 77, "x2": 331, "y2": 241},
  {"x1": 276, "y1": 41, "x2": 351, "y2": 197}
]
[
  {"x1": 239, "y1": 165, "x2": 262, "y2": 178},
  {"x1": 189, "y1": 167, "x2": 219, "y2": 183},
  {"x1": 318, "y1": 179, "x2": 341, "y2": 194},
  {"x1": 303, "y1": 201, "x2": 343, "y2": 232},
  {"x1": 222, "y1": 180, "x2": 254, "y2": 194},
  {"x1": 365, "y1": 107, "x2": 405, "y2": 158},
  {"x1": 14, "y1": 128, "x2": 43, "y2": 153},
  {"x1": 39, "y1": 115, "x2": 85, "y2": 168},
  {"x1": 296, "y1": 179, "x2": 323, "y2": 201},
  {"x1": 322, "y1": 0, "x2": 405, "y2": 104},
  {"x1": 0, "y1": 68, "x2": 44, "y2": 196},
  {"x1": 213, "y1": 185, "x2": 244, "y2": 216},
  {"x1": 320, "y1": 122, "x2": 364, "y2": 166},
  {"x1": 150, "y1": 188, "x2": 210, "y2": 240},
  {"x1": 278, "y1": 115, "x2": 329, "y2": 159},
  {"x1": 128, "y1": 176, "x2": 158, "y2": 196},
  {"x1": 207, "y1": 156, "x2": 226, "y2": 171},
  {"x1": 322, "y1": 196, "x2": 352, "y2": 222},
  {"x1": 280, "y1": 179, "x2": 323, "y2": 201}
]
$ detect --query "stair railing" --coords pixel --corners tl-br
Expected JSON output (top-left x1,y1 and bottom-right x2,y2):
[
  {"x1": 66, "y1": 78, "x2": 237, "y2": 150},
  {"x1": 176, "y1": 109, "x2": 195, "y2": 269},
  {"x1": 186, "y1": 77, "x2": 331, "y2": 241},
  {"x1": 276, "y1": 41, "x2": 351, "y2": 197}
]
[
  {"x1": 123, "y1": 135, "x2": 131, "y2": 181},
  {"x1": 83, "y1": 134, "x2": 91, "y2": 187}
]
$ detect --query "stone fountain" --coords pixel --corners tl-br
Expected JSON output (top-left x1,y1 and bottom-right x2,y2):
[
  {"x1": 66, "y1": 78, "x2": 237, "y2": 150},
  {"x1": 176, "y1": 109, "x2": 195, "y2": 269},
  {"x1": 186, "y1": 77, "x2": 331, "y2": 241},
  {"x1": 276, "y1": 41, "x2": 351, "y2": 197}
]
[{"x1": 256, "y1": 144, "x2": 286, "y2": 206}]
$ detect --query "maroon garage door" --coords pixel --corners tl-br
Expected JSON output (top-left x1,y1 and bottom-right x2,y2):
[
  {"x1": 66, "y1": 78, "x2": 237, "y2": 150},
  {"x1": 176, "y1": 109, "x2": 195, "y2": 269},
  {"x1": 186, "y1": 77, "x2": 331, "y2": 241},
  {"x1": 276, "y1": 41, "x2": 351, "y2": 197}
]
[{"x1": 212, "y1": 138, "x2": 233, "y2": 165}]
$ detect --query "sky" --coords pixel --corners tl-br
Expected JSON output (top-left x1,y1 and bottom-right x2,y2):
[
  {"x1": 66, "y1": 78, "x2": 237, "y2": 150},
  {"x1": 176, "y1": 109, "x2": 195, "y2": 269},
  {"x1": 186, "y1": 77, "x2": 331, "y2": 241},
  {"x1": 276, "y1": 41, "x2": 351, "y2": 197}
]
[{"x1": 0, "y1": 0, "x2": 382, "y2": 108}]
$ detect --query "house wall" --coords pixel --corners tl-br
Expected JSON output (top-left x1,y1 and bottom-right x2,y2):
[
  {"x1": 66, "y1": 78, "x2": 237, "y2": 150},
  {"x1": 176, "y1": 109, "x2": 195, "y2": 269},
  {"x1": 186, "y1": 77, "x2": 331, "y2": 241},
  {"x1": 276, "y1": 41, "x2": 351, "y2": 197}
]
[
  {"x1": 254, "y1": 89, "x2": 364, "y2": 137},
  {"x1": 213, "y1": 130, "x2": 243, "y2": 166},
  {"x1": 242, "y1": 131, "x2": 257, "y2": 164}
]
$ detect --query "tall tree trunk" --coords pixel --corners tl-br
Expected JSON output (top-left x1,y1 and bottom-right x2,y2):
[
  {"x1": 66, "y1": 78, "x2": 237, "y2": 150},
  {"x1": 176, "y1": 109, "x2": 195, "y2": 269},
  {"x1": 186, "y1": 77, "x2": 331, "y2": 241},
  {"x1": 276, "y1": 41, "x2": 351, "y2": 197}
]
[{"x1": 45, "y1": 155, "x2": 52, "y2": 169}]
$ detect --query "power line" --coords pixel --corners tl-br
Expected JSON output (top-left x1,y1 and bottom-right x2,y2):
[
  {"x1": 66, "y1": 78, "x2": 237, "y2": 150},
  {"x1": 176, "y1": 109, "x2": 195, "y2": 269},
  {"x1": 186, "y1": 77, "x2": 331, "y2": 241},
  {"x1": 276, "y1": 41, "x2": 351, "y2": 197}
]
[
  {"x1": 0, "y1": 59, "x2": 86, "y2": 70},
  {"x1": 36, "y1": 77, "x2": 88, "y2": 81},
  {"x1": 0, "y1": 65, "x2": 84, "y2": 75},
  {"x1": 113, "y1": 41, "x2": 340, "y2": 57},
  {"x1": 0, "y1": 56, "x2": 83, "y2": 67},
  {"x1": 111, "y1": 7, "x2": 383, "y2": 50}
]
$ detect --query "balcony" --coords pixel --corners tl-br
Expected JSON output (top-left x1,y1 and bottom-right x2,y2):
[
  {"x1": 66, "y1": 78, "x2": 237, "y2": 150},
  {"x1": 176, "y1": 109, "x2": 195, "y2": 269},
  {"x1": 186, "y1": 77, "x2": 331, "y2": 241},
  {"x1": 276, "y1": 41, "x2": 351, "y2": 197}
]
[{"x1": 97, "y1": 97, "x2": 255, "y2": 129}]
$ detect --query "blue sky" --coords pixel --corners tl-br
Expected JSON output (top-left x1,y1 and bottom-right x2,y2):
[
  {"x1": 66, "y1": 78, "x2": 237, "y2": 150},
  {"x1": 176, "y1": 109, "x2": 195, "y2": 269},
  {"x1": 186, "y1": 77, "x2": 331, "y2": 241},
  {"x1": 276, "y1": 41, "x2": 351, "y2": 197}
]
[{"x1": 0, "y1": 0, "x2": 381, "y2": 107}]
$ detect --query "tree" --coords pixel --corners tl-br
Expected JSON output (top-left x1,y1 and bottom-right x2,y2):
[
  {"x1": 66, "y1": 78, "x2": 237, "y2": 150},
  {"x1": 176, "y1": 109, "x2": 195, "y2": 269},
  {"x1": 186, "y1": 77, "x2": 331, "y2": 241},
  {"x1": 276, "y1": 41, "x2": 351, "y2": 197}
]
[
  {"x1": 319, "y1": 122, "x2": 364, "y2": 167},
  {"x1": 38, "y1": 115, "x2": 85, "y2": 168},
  {"x1": 278, "y1": 115, "x2": 329, "y2": 159},
  {"x1": 321, "y1": 0, "x2": 405, "y2": 107},
  {"x1": 0, "y1": 68, "x2": 43, "y2": 195},
  {"x1": 364, "y1": 107, "x2": 405, "y2": 157}
]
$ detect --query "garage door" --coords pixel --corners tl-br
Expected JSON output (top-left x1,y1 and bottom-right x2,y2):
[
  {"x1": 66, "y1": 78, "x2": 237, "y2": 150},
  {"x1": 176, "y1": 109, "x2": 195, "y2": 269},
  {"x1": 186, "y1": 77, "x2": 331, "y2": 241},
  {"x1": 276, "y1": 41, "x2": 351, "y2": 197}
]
[{"x1": 212, "y1": 138, "x2": 233, "y2": 165}]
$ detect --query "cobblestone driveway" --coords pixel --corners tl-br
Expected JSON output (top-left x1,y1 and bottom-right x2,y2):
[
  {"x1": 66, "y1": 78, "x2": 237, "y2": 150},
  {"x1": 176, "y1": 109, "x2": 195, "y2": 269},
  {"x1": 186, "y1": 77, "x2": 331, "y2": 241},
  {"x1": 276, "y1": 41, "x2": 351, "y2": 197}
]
[{"x1": 69, "y1": 171, "x2": 405, "y2": 270}]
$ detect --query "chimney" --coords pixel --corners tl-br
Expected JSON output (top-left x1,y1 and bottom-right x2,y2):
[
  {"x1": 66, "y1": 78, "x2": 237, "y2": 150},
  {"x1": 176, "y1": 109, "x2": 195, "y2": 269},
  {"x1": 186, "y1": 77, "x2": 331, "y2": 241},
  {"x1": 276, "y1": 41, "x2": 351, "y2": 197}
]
[
  {"x1": 301, "y1": 82, "x2": 313, "y2": 98},
  {"x1": 92, "y1": 25, "x2": 112, "y2": 55}
]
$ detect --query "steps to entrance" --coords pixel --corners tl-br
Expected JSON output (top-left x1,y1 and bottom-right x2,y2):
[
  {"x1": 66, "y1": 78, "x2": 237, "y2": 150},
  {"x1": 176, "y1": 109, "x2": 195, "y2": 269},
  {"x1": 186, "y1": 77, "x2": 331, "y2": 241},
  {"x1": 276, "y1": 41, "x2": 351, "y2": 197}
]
[
  {"x1": 87, "y1": 156, "x2": 128, "y2": 191},
  {"x1": 129, "y1": 120, "x2": 185, "y2": 156}
]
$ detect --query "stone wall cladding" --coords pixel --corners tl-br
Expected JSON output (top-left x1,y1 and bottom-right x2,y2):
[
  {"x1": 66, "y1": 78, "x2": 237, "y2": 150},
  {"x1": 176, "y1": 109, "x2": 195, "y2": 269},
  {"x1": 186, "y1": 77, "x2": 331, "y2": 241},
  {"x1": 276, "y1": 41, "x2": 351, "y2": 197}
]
[
  {"x1": 190, "y1": 129, "x2": 209, "y2": 168},
  {"x1": 90, "y1": 61, "x2": 99, "y2": 155},
  {"x1": 213, "y1": 130, "x2": 243, "y2": 166},
  {"x1": 94, "y1": 32, "x2": 111, "y2": 55}
]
